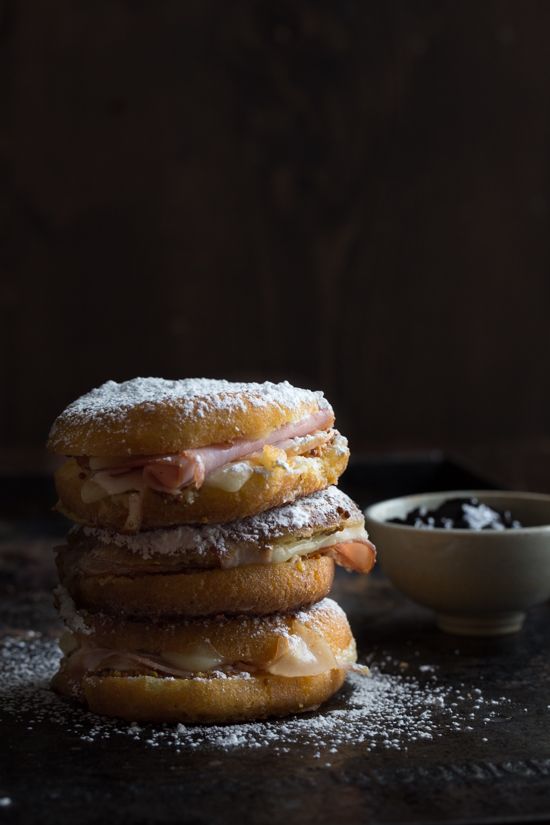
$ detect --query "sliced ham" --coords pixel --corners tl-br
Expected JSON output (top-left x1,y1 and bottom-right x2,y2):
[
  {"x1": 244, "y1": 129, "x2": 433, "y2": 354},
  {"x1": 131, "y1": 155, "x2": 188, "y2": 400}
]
[
  {"x1": 87, "y1": 408, "x2": 334, "y2": 494},
  {"x1": 327, "y1": 539, "x2": 377, "y2": 574}
]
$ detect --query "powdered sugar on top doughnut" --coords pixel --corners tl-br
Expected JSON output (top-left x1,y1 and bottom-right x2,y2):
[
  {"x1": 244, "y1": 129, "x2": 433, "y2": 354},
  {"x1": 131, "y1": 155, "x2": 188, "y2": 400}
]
[
  {"x1": 50, "y1": 377, "x2": 328, "y2": 431},
  {"x1": 73, "y1": 486, "x2": 362, "y2": 560}
]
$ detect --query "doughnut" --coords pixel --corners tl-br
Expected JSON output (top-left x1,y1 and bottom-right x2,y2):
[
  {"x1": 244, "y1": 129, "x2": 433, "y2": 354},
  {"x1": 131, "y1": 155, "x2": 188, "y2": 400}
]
[
  {"x1": 55, "y1": 488, "x2": 376, "y2": 617},
  {"x1": 48, "y1": 378, "x2": 333, "y2": 456},
  {"x1": 47, "y1": 378, "x2": 349, "y2": 529},
  {"x1": 52, "y1": 598, "x2": 357, "y2": 722},
  {"x1": 58, "y1": 555, "x2": 335, "y2": 618},
  {"x1": 56, "y1": 669, "x2": 348, "y2": 724}
]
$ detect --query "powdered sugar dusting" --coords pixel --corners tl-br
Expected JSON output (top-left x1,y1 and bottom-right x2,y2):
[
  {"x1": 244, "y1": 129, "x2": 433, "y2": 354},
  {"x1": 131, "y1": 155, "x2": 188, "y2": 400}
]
[
  {"x1": 0, "y1": 633, "x2": 512, "y2": 754},
  {"x1": 292, "y1": 597, "x2": 345, "y2": 626},
  {"x1": 49, "y1": 378, "x2": 328, "y2": 438},
  {"x1": 73, "y1": 486, "x2": 363, "y2": 559}
]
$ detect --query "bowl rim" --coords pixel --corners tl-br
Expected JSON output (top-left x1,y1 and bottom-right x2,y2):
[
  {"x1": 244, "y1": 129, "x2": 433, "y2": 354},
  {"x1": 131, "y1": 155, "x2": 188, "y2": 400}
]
[{"x1": 364, "y1": 489, "x2": 550, "y2": 535}]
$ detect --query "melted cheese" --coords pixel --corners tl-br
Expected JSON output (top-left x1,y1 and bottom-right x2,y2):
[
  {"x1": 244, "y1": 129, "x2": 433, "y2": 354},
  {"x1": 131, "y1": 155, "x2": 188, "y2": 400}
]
[
  {"x1": 204, "y1": 461, "x2": 254, "y2": 492},
  {"x1": 161, "y1": 641, "x2": 224, "y2": 673},
  {"x1": 65, "y1": 625, "x2": 357, "y2": 680},
  {"x1": 81, "y1": 471, "x2": 146, "y2": 503},
  {"x1": 222, "y1": 524, "x2": 371, "y2": 568}
]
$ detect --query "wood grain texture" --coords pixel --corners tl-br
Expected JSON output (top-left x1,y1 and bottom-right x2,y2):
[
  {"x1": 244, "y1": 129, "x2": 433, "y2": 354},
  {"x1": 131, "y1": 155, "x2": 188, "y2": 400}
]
[{"x1": 2, "y1": 1, "x2": 550, "y2": 450}]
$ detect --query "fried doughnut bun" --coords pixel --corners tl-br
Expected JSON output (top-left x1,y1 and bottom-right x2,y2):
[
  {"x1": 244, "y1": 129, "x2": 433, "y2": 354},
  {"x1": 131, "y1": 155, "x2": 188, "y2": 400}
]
[
  {"x1": 58, "y1": 553, "x2": 335, "y2": 618},
  {"x1": 55, "y1": 488, "x2": 374, "y2": 617},
  {"x1": 47, "y1": 377, "x2": 332, "y2": 457},
  {"x1": 52, "y1": 599, "x2": 356, "y2": 722},
  {"x1": 53, "y1": 431, "x2": 348, "y2": 530},
  {"x1": 57, "y1": 669, "x2": 347, "y2": 724}
]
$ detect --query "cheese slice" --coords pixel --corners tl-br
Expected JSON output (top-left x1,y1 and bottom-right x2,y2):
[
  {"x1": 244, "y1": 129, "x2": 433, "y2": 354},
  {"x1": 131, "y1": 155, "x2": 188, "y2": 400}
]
[
  {"x1": 222, "y1": 524, "x2": 372, "y2": 568},
  {"x1": 65, "y1": 627, "x2": 357, "y2": 680}
]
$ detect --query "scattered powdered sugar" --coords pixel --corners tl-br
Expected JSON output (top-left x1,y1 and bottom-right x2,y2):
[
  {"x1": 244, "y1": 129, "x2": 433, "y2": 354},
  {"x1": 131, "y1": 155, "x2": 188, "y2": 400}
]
[
  {"x1": 73, "y1": 486, "x2": 362, "y2": 559},
  {"x1": 0, "y1": 633, "x2": 512, "y2": 754},
  {"x1": 49, "y1": 378, "x2": 329, "y2": 439}
]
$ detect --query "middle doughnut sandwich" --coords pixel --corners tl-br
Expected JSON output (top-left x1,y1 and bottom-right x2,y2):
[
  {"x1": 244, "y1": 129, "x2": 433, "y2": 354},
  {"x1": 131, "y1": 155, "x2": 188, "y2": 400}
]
[{"x1": 56, "y1": 487, "x2": 376, "y2": 617}]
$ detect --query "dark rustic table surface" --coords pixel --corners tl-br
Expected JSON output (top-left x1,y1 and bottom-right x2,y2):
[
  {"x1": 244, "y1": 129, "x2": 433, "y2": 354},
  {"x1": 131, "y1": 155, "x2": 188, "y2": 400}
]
[{"x1": 1, "y1": 454, "x2": 550, "y2": 825}]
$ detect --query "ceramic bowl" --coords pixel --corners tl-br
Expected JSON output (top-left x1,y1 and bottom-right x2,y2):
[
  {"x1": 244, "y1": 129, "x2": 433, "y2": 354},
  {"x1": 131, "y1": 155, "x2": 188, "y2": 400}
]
[{"x1": 365, "y1": 490, "x2": 550, "y2": 636}]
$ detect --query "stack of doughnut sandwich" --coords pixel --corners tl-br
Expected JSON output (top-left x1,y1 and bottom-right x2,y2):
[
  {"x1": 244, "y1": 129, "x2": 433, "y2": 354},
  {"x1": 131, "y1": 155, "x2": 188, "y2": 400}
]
[{"x1": 48, "y1": 378, "x2": 376, "y2": 723}]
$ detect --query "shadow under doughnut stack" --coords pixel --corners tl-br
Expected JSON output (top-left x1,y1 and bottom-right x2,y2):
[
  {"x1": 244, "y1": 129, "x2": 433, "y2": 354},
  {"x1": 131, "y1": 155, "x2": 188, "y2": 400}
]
[{"x1": 47, "y1": 378, "x2": 376, "y2": 723}]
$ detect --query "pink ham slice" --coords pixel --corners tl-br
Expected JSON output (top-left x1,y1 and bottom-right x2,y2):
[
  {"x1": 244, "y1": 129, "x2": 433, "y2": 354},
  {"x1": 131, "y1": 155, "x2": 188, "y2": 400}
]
[
  {"x1": 89, "y1": 408, "x2": 334, "y2": 493},
  {"x1": 327, "y1": 539, "x2": 376, "y2": 574}
]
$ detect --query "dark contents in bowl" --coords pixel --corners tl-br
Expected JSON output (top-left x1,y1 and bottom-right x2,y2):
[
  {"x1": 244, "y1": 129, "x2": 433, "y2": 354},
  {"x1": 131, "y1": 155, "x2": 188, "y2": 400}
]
[{"x1": 388, "y1": 497, "x2": 523, "y2": 530}]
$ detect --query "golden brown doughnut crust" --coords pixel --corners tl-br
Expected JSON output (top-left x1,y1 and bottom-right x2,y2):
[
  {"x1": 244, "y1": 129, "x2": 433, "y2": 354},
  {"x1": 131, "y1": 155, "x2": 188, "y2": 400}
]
[
  {"x1": 47, "y1": 378, "x2": 332, "y2": 456},
  {"x1": 58, "y1": 554, "x2": 335, "y2": 618},
  {"x1": 54, "y1": 435, "x2": 348, "y2": 530},
  {"x1": 53, "y1": 667, "x2": 347, "y2": 723}
]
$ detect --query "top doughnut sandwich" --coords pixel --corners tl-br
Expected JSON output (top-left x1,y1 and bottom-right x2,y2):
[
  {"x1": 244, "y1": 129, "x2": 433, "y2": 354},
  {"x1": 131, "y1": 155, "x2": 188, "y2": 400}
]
[{"x1": 48, "y1": 378, "x2": 349, "y2": 532}]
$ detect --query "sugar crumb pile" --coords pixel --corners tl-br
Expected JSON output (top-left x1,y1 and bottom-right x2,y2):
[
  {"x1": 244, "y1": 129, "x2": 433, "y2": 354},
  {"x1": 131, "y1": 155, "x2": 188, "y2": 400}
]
[{"x1": 0, "y1": 634, "x2": 511, "y2": 754}]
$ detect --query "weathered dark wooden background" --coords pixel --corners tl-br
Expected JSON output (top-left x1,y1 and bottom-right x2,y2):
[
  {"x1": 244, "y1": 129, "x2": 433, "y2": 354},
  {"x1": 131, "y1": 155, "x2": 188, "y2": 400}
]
[{"x1": 2, "y1": 1, "x2": 550, "y2": 451}]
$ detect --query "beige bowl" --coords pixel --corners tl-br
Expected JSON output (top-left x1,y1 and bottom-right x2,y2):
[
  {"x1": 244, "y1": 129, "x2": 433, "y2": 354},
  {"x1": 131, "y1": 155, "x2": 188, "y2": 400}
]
[{"x1": 365, "y1": 490, "x2": 550, "y2": 636}]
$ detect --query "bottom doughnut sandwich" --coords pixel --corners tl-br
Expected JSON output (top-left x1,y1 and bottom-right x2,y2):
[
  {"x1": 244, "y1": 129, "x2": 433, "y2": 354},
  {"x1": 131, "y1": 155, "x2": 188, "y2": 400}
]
[{"x1": 52, "y1": 598, "x2": 367, "y2": 723}]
